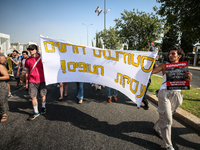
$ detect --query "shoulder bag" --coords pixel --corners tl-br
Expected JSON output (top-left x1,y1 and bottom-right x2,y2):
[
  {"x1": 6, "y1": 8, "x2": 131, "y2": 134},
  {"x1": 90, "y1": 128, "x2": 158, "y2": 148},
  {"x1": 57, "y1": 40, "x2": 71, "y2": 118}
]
[{"x1": 29, "y1": 57, "x2": 41, "y2": 74}]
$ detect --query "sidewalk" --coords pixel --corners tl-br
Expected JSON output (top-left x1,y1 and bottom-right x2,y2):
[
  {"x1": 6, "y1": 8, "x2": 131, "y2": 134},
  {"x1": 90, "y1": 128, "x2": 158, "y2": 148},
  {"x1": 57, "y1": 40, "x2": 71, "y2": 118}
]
[{"x1": 188, "y1": 65, "x2": 200, "y2": 70}]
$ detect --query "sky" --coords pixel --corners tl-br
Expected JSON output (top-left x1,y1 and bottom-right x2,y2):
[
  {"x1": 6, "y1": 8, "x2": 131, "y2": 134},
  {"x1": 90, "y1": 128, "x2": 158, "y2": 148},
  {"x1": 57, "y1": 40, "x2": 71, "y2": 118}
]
[{"x1": 0, "y1": 0, "x2": 161, "y2": 47}]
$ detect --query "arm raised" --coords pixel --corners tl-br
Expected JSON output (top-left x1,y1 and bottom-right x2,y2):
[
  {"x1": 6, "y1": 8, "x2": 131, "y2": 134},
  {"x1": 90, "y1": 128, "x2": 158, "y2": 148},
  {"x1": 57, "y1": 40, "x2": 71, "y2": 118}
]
[{"x1": 151, "y1": 63, "x2": 165, "y2": 74}]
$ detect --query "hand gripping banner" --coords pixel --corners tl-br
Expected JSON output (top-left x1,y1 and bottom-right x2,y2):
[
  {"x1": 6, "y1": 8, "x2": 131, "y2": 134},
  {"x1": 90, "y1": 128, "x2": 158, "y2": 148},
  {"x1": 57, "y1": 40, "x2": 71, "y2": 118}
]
[{"x1": 40, "y1": 35, "x2": 157, "y2": 107}]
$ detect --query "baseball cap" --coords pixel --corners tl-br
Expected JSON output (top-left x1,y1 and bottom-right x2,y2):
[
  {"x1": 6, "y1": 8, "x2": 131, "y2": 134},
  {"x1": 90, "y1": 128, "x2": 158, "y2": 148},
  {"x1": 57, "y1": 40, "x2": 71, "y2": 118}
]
[{"x1": 27, "y1": 44, "x2": 38, "y2": 50}]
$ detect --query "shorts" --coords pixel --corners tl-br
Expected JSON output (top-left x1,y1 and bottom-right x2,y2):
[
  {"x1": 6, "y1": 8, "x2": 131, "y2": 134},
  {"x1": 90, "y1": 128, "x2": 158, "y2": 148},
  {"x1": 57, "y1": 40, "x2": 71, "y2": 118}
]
[
  {"x1": 5, "y1": 79, "x2": 9, "y2": 83},
  {"x1": 28, "y1": 82, "x2": 47, "y2": 98},
  {"x1": 0, "y1": 81, "x2": 9, "y2": 114},
  {"x1": 13, "y1": 69, "x2": 20, "y2": 79},
  {"x1": 20, "y1": 72, "x2": 26, "y2": 83}
]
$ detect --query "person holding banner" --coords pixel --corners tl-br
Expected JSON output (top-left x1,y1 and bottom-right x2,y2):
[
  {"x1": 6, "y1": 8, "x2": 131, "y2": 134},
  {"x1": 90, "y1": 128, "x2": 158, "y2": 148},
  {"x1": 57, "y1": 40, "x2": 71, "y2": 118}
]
[
  {"x1": 58, "y1": 82, "x2": 68, "y2": 100},
  {"x1": 141, "y1": 79, "x2": 151, "y2": 109},
  {"x1": 76, "y1": 82, "x2": 84, "y2": 104},
  {"x1": 25, "y1": 44, "x2": 47, "y2": 121},
  {"x1": 151, "y1": 47, "x2": 192, "y2": 150},
  {"x1": 107, "y1": 87, "x2": 118, "y2": 103},
  {"x1": 142, "y1": 45, "x2": 158, "y2": 110}
]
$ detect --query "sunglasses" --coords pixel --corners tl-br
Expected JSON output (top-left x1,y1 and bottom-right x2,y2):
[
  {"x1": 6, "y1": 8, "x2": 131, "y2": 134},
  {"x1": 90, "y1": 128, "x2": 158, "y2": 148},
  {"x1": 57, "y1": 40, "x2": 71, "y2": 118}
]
[{"x1": 29, "y1": 49, "x2": 35, "y2": 51}]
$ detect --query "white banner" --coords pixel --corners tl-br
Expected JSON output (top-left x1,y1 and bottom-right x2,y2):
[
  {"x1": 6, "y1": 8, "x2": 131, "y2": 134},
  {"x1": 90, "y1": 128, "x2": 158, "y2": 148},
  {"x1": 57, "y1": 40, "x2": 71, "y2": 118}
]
[{"x1": 40, "y1": 35, "x2": 157, "y2": 107}]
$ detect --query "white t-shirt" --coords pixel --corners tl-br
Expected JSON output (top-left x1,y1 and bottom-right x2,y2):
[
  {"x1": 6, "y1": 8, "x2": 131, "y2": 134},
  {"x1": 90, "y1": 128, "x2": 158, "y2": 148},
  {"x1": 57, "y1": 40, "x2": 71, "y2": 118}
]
[{"x1": 19, "y1": 58, "x2": 27, "y2": 73}]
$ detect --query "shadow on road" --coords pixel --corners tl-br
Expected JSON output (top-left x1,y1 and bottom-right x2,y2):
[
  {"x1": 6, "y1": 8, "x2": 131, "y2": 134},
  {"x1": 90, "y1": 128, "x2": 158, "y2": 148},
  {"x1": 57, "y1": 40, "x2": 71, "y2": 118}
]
[{"x1": 6, "y1": 82, "x2": 200, "y2": 150}]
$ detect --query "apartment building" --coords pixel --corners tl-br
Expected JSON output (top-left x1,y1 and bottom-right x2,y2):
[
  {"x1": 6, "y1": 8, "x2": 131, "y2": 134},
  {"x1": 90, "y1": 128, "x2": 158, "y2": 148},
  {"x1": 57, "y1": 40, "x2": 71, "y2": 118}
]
[{"x1": 0, "y1": 33, "x2": 11, "y2": 55}]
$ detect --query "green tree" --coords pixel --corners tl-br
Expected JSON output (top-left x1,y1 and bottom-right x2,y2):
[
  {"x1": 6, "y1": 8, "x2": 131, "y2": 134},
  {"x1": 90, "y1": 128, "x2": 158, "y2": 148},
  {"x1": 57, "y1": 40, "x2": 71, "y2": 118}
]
[
  {"x1": 157, "y1": 0, "x2": 200, "y2": 53},
  {"x1": 94, "y1": 32, "x2": 103, "y2": 48},
  {"x1": 99, "y1": 27, "x2": 122, "y2": 49},
  {"x1": 181, "y1": 31, "x2": 193, "y2": 55},
  {"x1": 154, "y1": 42, "x2": 162, "y2": 51},
  {"x1": 161, "y1": 11, "x2": 179, "y2": 52},
  {"x1": 114, "y1": 8, "x2": 164, "y2": 51}
]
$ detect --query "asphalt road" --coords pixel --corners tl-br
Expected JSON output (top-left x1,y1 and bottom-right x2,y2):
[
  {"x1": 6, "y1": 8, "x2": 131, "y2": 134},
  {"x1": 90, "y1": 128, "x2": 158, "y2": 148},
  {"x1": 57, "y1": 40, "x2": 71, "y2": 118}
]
[
  {"x1": 0, "y1": 83, "x2": 200, "y2": 150},
  {"x1": 188, "y1": 68, "x2": 200, "y2": 89}
]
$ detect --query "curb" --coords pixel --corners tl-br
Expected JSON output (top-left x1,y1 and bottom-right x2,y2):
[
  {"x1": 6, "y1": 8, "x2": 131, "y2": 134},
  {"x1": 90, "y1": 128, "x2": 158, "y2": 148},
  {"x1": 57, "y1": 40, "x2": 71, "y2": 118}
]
[
  {"x1": 188, "y1": 66, "x2": 200, "y2": 71},
  {"x1": 147, "y1": 94, "x2": 200, "y2": 133}
]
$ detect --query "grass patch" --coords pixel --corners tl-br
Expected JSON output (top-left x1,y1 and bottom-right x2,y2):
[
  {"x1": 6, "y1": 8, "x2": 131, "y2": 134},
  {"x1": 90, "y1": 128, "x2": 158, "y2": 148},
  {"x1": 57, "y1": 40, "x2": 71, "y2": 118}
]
[{"x1": 149, "y1": 75, "x2": 200, "y2": 118}]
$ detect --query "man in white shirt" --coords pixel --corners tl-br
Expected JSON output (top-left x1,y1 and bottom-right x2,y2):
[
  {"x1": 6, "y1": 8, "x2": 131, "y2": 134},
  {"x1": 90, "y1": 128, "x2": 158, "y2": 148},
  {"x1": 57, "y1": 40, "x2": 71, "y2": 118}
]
[
  {"x1": 17, "y1": 51, "x2": 29, "y2": 87},
  {"x1": 10, "y1": 50, "x2": 22, "y2": 89},
  {"x1": 152, "y1": 47, "x2": 192, "y2": 150}
]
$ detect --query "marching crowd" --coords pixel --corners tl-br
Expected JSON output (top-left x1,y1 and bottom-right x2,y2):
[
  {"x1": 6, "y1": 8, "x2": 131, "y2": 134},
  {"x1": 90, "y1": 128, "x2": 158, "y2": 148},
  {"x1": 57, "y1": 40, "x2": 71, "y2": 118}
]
[
  {"x1": 0, "y1": 45, "x2": 193, "y2": 150},
  {"x1": 0, "y1": 44, "x2": 131, "y2": 121}
]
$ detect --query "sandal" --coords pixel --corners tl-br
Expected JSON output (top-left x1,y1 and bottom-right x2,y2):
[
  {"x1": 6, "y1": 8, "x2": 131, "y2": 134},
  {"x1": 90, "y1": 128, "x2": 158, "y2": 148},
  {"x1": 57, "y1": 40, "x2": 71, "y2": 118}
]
[{"x1": 1, "y1": 114, "x2": 8, "y2": 123}]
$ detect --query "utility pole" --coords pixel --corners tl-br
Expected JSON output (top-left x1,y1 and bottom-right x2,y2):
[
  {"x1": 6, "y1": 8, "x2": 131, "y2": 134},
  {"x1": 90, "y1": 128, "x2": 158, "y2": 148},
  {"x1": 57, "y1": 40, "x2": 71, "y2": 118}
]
[{"x1": 95, "y1": 0, "x2": 110, "y2": 30}]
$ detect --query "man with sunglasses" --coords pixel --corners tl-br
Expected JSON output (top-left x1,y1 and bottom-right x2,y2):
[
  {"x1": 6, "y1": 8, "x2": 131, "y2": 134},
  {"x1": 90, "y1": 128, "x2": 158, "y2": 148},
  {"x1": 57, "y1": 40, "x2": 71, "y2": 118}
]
[
  {"x1": 25, "y1": 44, "x2": 47, "y2": 121},
  {"x1": 151, "y1": 47, "x2": 193, "y2": 150}
]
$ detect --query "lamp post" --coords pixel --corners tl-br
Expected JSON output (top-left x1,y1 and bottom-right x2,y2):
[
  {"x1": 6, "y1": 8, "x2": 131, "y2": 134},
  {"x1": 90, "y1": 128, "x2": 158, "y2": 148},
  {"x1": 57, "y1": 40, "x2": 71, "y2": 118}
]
[{"x1": 82, "y1": 23, "x2": 93, "y2": 46}]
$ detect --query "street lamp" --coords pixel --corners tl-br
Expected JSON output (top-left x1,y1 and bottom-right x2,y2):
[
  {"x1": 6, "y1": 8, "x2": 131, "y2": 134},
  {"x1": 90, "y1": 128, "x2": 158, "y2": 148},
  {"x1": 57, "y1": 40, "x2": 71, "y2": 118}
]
[{"x1": 82, "y1": 23, "x2": 93, "y2": 46}]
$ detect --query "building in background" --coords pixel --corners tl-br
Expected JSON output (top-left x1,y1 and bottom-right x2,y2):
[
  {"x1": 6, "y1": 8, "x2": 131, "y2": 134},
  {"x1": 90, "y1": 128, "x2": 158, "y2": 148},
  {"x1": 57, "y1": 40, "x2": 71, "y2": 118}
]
[
  {"x1": 11, "y1": 42, "x2": 38, "y2": 54},
  {"x1": 0, "y1": 32, "x2": 39, "y2": 55},
  {"x1": 11, "y1": 43, "x2": 26, "y2": 54},
  {"x1": 0, "y1": 33, "x2": 11, "y2": 55}
]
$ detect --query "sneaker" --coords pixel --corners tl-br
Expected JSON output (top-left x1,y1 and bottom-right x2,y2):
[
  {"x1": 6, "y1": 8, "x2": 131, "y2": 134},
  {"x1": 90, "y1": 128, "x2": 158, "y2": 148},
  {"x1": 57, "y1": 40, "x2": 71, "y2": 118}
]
[
  {"x1": 8, "y1": 93, "x2": 12, "y2": 98},
  {"x1": 143, "y1": 99, "x2": 149, "y2": 110},
  {"x1": 113, "y1": 96, "x2": 118, "y2": 102},
  {"x1": 166, "y1": 146, "x2": 174, "y2": 150},
  {"x1": 97, "y1": 85, "x2": 101, "y2": 90},
  {"x1": 108, "y1": 98, "x2": 112, "y2": 103},
  {"x1": 27, "y1": 112, "x2": 40, "y2": 121},
  {"x1": 41, "y1": 107, "x2": 46, "y2": 115}
]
